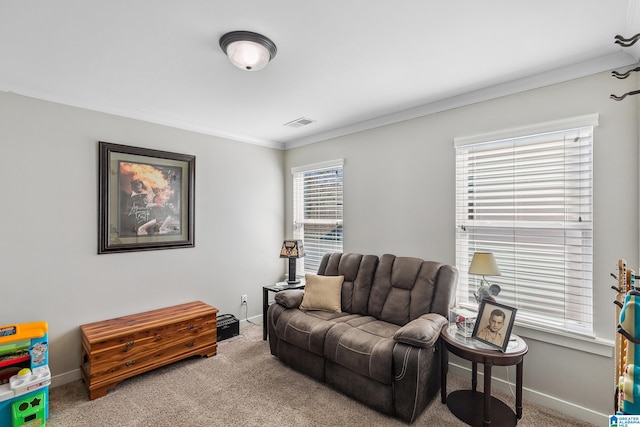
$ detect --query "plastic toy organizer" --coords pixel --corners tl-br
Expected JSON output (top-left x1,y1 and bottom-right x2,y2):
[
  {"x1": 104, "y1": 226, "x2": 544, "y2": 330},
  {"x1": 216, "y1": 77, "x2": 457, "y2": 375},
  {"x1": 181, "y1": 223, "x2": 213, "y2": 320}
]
[{"x1": 0, "y1": 322, "x2": 50, "y2": 427}]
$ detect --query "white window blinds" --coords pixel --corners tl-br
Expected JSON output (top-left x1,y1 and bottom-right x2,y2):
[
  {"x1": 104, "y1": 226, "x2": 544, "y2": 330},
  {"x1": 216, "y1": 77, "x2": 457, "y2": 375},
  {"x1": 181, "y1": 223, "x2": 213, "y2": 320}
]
[
  {"x1": 455, "y1": 116, "x2": 596, "y2": 336},
  {"x1": 292, "y1": 160, "x2": 344, "y2": 275}
]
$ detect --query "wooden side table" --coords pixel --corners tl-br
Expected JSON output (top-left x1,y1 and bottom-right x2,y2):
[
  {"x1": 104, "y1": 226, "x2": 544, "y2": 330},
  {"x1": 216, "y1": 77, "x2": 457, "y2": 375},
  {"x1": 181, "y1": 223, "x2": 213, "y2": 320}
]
[
  {"x1": 440, "y1": 325, "x2": 528, "y2": 427},
  {"x1": 262, "y1": 282, "x2": 305, "y2": 340}
]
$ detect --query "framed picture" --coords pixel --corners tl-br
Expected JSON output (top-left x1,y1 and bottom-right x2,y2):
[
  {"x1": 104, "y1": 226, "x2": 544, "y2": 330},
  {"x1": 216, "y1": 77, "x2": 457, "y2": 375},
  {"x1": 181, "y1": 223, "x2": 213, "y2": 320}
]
[
  {"x1": 98, "y1": 141, "x2": 195, "y2": 254},
  {"x1": 472, "y1": 300, "x2": 517, "y2": 352}
]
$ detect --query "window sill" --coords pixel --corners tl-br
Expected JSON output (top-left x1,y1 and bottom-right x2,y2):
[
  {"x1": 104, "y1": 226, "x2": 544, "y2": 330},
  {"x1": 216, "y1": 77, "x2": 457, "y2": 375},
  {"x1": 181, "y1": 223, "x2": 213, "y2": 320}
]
[{"x1": 512, "y1": 324, "x2": 614, "y2": 357}]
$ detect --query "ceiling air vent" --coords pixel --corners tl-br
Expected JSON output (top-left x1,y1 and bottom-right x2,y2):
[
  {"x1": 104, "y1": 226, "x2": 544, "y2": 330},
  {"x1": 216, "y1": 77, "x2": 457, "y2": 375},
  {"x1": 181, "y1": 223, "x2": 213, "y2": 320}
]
[{"x1": 284, "y1": 117, "x2": 316, "y2": 128}]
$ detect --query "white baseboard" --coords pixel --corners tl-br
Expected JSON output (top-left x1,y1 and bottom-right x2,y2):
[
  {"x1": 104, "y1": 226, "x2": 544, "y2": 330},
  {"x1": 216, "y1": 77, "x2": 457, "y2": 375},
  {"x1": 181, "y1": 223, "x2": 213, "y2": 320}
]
[
  {"x1": 448, "y1": 363, "x2": 607, "y2": 426},
  {"x1": 52, "y1": 368, "x2": 82, "y2": 388},
  {"x1": 239, "y1": 314, "x2": 262, "y2": 328}
]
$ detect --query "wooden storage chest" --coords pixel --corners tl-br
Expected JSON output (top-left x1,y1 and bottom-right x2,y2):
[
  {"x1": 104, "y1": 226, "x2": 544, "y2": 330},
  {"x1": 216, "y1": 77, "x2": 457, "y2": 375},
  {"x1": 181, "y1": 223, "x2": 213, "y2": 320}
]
[{"x1": 80, "y1": 301, "x2": 218, "y2": 400}]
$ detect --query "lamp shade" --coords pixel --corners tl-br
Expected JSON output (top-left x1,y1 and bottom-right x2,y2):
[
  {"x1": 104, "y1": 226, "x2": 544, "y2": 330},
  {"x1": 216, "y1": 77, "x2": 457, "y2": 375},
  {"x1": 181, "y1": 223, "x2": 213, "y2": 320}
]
[
  {"x1": 468, "y1": 252, "x2": 501, "y2": 276},
  {"x1": 279, "y1": 240, "x2": 305, "y2": 258},
  {"x1": 219, "y1": 31, "x2": 277, "y2": 71}
]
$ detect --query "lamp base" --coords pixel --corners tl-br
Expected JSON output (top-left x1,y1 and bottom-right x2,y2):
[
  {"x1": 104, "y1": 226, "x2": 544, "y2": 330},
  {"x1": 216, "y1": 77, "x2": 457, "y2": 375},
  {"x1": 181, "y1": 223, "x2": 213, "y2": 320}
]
[{"x1": 287, "y1": 258, "x2": 299, "y2": 286}]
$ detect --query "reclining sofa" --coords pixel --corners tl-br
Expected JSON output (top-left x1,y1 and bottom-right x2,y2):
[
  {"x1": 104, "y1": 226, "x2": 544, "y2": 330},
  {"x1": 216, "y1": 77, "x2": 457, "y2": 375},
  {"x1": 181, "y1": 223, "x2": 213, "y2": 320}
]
[{"x1": 267, "y1": 252, "x2": 458, "y2": 423}]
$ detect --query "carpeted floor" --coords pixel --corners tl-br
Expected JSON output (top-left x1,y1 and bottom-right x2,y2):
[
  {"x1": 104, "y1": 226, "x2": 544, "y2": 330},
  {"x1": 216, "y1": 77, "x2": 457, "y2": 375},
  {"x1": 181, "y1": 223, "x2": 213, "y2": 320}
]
[{"x1": 47, "y1": 323, "x2": 597, "y2": 426}]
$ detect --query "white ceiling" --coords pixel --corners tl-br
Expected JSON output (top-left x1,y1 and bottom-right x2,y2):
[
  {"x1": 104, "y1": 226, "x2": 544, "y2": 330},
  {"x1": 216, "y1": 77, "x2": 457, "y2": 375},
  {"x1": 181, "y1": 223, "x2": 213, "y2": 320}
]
[{"x1": 2, "y1": 1, "x2": 640, "y2": 149}]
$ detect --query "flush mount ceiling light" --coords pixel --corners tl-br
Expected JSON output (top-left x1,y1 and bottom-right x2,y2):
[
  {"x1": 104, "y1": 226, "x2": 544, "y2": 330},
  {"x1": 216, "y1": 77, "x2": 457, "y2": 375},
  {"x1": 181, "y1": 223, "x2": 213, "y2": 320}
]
[{"x1": 219, "y1": 31, "x2": 277, "y2": 71}]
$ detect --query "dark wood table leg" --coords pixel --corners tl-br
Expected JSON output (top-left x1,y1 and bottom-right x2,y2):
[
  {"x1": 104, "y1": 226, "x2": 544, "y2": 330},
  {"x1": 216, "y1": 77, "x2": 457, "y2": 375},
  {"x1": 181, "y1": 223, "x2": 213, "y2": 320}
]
[
  {"x1": 441, "y1": 339, "x2": 448, "y2": 403},
  {"x1": 472, "y1": 361, "x2": 478, "y2": 392},
  {"x1": 516, "y1": 359, "x2": 524, "y2": 418},
  {"x1": 440, "y1": 328, "x2": 525, "y2": 427},
  {"x1": 483, "y1": 360, "x2": 493, "y2": 427},
  {"x1": 262, "y1": 287, "x2": 269, "y2": 340}
]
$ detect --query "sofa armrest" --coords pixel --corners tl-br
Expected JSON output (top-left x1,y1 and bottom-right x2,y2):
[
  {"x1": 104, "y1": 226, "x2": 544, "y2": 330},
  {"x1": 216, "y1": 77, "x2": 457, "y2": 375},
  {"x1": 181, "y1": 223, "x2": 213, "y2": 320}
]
[
  {"x1": 393, "y1": 313, "x2": 448, "y2": 348},
  {"x1": 274, "y1": 289, "x2": 305, "y2": 308}
]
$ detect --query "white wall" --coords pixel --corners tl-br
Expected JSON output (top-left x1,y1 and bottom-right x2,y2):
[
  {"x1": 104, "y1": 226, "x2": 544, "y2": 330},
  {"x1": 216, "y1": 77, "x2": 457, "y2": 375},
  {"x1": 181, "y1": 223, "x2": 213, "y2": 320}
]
[
  {"x1": 284, "y1": 71, "x2": 639, "y2": 424},
  {"x1": 0, "y1": 92, "x2": 285, "y2": 383}
]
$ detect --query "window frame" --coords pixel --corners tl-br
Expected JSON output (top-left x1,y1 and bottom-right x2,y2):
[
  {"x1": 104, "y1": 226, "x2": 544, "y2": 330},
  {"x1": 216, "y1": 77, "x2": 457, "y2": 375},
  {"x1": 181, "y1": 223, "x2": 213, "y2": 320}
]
[
  {"x1": 291, "y1": 159, "x2": 344, "y2": 276},
  {"x1": 454, "y1": 114, "x2": 598, "y2": 337}
]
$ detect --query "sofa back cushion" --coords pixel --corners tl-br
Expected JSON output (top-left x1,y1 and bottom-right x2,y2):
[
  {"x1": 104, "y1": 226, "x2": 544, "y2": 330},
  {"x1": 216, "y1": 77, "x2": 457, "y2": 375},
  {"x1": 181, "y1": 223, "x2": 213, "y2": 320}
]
[
  {"x1": 368, "y1": 254, "x2": 458, "y2": 326},
  {"x1": 317, "y1": 253, "x2": 378, "y2": 315}
]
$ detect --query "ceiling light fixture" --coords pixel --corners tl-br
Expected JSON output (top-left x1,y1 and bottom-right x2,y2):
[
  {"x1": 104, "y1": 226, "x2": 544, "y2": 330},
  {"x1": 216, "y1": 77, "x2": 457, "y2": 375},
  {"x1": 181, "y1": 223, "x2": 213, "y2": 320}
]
[{"x1": 219, "y1": 31, "x2": 277, "y2": 71}]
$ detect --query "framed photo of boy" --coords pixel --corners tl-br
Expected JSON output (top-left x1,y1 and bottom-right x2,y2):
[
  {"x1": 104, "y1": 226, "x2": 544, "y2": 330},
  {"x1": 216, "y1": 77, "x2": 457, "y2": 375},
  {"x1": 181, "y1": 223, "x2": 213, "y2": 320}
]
[
  {"x1": 98, "y1": 141, "x2": 195, "y2": 254},
  {"x1": 472, "y1": 300, "x2": 517, "y2": 352}
]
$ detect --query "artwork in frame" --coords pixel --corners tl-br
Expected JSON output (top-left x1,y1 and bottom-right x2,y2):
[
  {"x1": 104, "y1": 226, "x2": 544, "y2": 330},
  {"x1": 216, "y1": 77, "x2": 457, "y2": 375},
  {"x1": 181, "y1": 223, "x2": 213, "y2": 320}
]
[
  {"x1": 472, "y1": 300, "x2": 517, "y2": 352},
  {"x1": 98, "y1": 141, "x2": 195, "y2": 254}
]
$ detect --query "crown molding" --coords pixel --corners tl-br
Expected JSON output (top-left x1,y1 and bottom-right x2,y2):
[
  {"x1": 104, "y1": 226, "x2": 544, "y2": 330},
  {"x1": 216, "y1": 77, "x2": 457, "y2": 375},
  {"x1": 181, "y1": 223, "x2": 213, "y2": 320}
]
[
  {"x1": 284, "y1": 51, "x2": 638, "y2": 150},
  {"x1": 0, "y1": 87, "x2": 286, "y2": 150}
]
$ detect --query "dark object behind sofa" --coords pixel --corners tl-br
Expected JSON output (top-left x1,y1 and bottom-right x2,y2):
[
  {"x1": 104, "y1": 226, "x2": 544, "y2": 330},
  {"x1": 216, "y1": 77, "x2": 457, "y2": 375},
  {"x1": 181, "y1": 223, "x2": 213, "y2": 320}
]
[{"x1": 267, "y1": 252, "x2": 458, "y2": 423}]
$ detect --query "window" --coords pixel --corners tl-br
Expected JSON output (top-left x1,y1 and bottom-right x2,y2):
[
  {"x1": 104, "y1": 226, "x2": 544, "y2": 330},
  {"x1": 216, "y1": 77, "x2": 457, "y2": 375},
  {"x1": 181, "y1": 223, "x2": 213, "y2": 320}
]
[
  {"x1": 292, "y1": 160, "x2": 344, "y2": 275},
  {"x1": 455, "y1": 115, "x2": 597, "y2": 336}
]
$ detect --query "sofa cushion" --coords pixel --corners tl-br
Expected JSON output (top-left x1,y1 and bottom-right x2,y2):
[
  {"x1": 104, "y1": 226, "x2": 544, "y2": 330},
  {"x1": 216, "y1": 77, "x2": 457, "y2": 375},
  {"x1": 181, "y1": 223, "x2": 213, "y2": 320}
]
[
  {"x1": 274, "y1": 309, "x2": 357, "y2": 356},
  {"x1": 324, "y1": 317, "x2": 400, "y2": 385},
  {"x1": 317, "y1": 253, "x2": 379, "y2": 315},
  {"x1": 300, "y1": 274, "x2": 344, "y2": 312},
  {"x1": 369, "y1": 254, "x2": 448, "y2": 325}
]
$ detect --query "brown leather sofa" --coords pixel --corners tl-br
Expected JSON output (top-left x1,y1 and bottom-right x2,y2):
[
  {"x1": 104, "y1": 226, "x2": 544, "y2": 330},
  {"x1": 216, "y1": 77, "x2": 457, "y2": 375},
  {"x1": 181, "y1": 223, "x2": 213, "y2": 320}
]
[{"x1": 267, "y1": 252, "x2": 458, "y2": 423}]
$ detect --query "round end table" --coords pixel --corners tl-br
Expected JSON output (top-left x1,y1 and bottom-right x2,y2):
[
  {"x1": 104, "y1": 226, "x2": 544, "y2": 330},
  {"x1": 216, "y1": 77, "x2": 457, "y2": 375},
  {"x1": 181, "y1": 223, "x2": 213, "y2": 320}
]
[{"x1": 440, "y1": 325, "x2": 528, "y2": 427}]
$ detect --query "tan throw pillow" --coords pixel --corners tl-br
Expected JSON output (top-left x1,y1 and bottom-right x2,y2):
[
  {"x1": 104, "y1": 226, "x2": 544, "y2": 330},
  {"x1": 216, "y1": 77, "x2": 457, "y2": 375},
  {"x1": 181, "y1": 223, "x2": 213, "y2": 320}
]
[{"x1": 300, "y1": 274, "x2": 344, "y2": 313}]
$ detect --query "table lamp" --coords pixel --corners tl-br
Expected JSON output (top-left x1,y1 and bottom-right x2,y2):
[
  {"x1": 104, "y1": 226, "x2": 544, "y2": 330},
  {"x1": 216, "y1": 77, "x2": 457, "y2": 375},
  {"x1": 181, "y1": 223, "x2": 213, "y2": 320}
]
[
  {"x1": 468, "y1": 252, "x2": 501, "y2": 303},
  {"x1": 280, "y1": 240, "x2": 305, "y2": 285}
]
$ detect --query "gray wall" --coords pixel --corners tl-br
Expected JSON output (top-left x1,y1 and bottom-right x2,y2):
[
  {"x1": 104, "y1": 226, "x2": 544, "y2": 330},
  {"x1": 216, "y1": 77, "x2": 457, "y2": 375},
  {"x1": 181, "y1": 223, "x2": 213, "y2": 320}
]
[
  {"x1": 284, "y1": 71, "x2": 639, "y2": 424},
  {"x1": 0, "y1": 92, "x2": 285, "y2": 383}
]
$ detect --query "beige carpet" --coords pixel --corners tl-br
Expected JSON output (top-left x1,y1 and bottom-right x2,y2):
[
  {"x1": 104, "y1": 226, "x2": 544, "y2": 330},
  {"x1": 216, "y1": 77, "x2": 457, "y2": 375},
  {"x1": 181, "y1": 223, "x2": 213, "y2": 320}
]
[{"x1": 47, "y1": 324, "x2": 596, "y2": 426}]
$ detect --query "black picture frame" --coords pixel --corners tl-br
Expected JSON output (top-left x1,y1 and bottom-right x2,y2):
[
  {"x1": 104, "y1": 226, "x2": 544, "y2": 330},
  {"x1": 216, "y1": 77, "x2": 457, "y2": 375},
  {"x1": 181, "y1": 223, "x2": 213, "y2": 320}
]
[
  {"x1": 98, "y1": 141, "x2": 195, "y2": 254},
  {"x1": 472, "y1": 300, "x2": 517, "y2": 352}
]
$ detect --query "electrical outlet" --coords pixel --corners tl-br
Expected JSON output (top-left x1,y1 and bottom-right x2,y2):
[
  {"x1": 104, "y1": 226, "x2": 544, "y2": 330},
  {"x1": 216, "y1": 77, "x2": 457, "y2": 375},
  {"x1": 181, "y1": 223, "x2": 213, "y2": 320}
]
[{"x1": 241, "y1": 294, "x2": 248, "y2": 305}]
